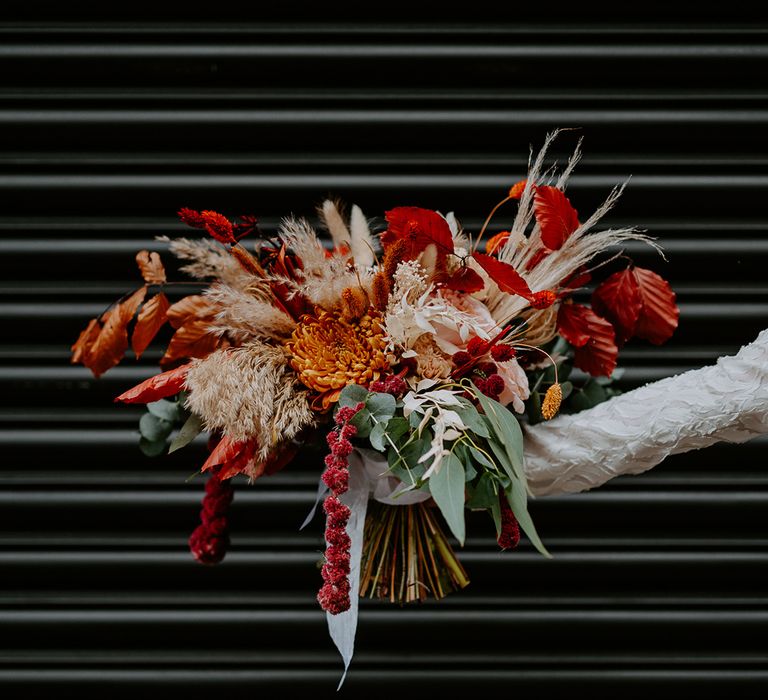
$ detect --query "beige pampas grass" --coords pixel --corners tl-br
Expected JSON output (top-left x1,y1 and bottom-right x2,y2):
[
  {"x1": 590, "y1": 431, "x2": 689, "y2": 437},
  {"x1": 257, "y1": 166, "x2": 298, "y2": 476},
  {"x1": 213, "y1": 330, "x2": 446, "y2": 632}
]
[
  {"x1": 184, "y1": 341, "x2": 315, "y2": 461},
  {"x1": 156, "y1": 236, "x2": 252, "y2": 288},
  {"x1": 204, "y1": 282, "x2": 296, "y2": 342}
]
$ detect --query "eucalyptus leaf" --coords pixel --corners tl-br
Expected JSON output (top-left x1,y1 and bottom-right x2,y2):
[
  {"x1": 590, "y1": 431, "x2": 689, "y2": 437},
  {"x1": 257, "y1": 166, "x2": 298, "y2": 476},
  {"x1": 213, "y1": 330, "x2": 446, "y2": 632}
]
[
  {"x1": 470, "y1": 385, "x2": 527, "y2": 493},
  {"x1": 350, "y1": 408, "x2": 372, "y2": 438},
  {"x1": 369, "y1": 421, "x2": 387, "y2": 451},
  {"x1": 489, "y1": 498, "x2": 502, "y2": 537},
  {"x1": 467, "y1": 472, "x2": 497, "y2": 509},
  {"x1": 338, "y1": 383, "x2": 369, "y2": 408},
  {"x1": 468, "y1": 444, "x2": 497, "y2": 472},
  {"x1": 454, "y1": 400, "x2": 490, "y2": 438},
  {"x1": 560, "y1": 381, "x2": 573, "y2": 400},
  {"x1": 366, "y1": 392, "x2": 396, "y2": 423},
  {"x1": 506, "y1": 484, "x2": 551, "y2": 558},
  {"x1": 139, "y1": 412, "x2": 173, "y2": 442},
  {"x1": 464, "y1": 461, "x2": 478, "y2": 482},
  {"x1": 169, "y1": 413, "x2": 204, "y2": 453},
  {"x1": 139, "y1": 436, "x2": 167, "y2": 457},
  {"x1": 428, "y1": 452, "x2": 466, "y2": 545},
  {"x1": 147, "y1": 399, "x2": 179, "y2": 423},
  {"x1": 385, "y1": 416, "x2": 411, "y2": 445}
]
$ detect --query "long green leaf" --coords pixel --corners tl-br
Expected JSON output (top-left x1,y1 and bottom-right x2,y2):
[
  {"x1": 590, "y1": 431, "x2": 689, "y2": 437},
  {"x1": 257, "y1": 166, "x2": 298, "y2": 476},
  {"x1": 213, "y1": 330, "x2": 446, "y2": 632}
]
[
  {"x1": 470, "y1": 385, "x2": 528, "y2": 495},
  {"x1": 428, "y1": 452, "x2": 466, "y2": 545},
  {"x1": 169, "y1": 413, "x2": 203, "y2": 453},
  {"x1": 506, "y1": 484, "x2": 552, "y2": 558}
]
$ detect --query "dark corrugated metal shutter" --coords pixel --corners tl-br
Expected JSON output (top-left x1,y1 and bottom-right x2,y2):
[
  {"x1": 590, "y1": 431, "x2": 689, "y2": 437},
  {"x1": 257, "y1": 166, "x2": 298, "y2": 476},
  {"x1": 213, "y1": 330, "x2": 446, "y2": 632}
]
[{"x1": 1, "y1": 14, "x2": 767, "y2": 697}]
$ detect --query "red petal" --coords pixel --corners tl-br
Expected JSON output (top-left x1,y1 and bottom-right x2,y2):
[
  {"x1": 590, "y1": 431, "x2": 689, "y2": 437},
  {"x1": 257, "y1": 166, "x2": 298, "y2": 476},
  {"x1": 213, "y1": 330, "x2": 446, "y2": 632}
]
[
  {"x1": 202, "y1": 435, "x2": 258, "y2": 478},
  {"x1": 472, "y1": 252, "x2": 533, "y2": 298},
  {"x1": 558, "y1": 303, "x2": 619, "y2": 376},
  {"x1": 591, "y1": 268, "x2": 642, "y2": 345},
  {"x1": 115, "y1": 363, "x2": 192, "y2": 403},
  {"x1": 382, "y1": 207, "x2": 454, "y2": 258},
  {"x1": 557, "y1": 303, "x2": 591, "y2": 347},
  {"x1": 444, "y1": 266, "x2": 485, "y2": 293},
  {"x1": 534, "y1": 185, "x2": 580, "y2": 251},
  {"x1": 632, "y1": 267, "x2": 679, "y2": 344}
]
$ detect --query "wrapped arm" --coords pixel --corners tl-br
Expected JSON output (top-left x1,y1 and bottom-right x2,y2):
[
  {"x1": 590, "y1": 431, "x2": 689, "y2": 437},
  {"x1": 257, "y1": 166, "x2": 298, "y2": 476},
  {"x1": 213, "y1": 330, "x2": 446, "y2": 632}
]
[{"x1": 523, "y1": 329, "x2": 768, "y2": 497}]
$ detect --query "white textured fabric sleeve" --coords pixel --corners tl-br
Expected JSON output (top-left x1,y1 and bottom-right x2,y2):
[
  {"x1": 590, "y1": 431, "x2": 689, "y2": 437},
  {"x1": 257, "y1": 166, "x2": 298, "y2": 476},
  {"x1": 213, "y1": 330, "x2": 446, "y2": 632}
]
[{"x1": 523, "y1": 329, "x2": 768, "y2": 497}]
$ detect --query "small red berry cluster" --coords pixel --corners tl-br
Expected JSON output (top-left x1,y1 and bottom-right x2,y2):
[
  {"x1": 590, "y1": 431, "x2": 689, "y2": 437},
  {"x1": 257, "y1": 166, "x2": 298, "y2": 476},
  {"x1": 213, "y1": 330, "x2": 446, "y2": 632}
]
[
  {"x1": 368, "y1": 374, "x2": 406, "y2": 396},
  {"x1": 317, "y1": 401, "x2": 364, "y2": 615},
  {"x1": 189, "y1": 467, "x2": 235, "y2": 565},
  {"x1": 497, "y1": 494, "x2": 521, "y2": 550},
  {"x1": 452, "y1": 336, "x2": 517, "y2": 399}
]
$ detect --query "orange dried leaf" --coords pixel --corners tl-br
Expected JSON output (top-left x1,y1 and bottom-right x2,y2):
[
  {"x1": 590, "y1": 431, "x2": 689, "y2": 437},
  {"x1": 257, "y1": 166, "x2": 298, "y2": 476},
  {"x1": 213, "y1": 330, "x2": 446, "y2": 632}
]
[
  {"x1": 71, "y1": 318, "x2": 101, "y2": 365},
  {"x1": 78, "y1": 287, "x2": 147, "y2": 378},
  {"x1": 115, "y1": 363, "x2": 192, "y2": 404},
  {"x1": 135, "y1": 250, "x2": 167, "y2": 285},
  {"x1": 161, "y1": 318, "x2": 221, "y2": 366},
  {"x1": 166, "y1": 295, "x2": 216, "y2": 329},
  {"x1": 132, "y1": 292, "x2": 171, "y2": 359}
]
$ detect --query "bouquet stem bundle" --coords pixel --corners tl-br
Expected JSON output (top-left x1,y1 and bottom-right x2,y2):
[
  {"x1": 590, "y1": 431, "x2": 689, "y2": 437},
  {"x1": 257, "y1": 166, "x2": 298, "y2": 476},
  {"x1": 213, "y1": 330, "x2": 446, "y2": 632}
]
[{"x1": 359, "y1": 501, "x2": 469, "y2": 604}]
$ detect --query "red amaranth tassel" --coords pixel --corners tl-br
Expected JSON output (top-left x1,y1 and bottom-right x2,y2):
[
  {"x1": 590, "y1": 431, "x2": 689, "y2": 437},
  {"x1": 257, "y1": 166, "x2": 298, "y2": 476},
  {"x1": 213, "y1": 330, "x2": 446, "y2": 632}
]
[
  {"x1": 317, "y1": 402, "x2": 363, "y2": 615},
  {"x1": 497, "y1": 494, "x2": 521, "y2": 550},
  {"x1": 189, "y1": 465, "x2": 234, "y2": 565}
]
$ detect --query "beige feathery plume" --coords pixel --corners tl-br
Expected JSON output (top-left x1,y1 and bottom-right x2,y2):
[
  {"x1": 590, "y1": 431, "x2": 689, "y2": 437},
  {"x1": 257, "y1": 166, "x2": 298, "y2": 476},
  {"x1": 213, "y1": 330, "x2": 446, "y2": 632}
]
[
  {"x1": 320, "y1": 199, "x2": 351, "y2": 249},
  {"x1": 278, "y1": 216, "x2": 328, "y2": 278},
  {"x1": 518, "y1": 304, "x2": 559, "y2": 347},
  {"x1": 184, "y1": 341, "x2": 315, "y2": 461},
  {"x1": 349, "y1": 204, "x2": 375, "y2": 268},
  {"x1": 156, "y1": 236, "x2": 252, "y2": 288},
  {"x1": 485, "y1": 132, "x2": 661, "y2": 324},
  {"x1": 204, "y1": 282, "x2": 296, "y2": 342}
]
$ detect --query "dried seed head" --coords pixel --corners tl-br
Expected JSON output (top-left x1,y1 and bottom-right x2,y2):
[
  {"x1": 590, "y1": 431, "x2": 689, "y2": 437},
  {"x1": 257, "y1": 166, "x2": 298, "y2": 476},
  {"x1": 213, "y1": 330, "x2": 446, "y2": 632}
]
[{"x1": 541, "y1": 382, "x2": 563, "y2": 421}]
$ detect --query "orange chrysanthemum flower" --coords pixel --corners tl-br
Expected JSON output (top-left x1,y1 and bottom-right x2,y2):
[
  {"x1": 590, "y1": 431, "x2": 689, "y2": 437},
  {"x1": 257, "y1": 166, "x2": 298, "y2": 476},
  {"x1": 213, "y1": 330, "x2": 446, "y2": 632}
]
[{"x1": 286, "y1": 308, "x2": 388, "y2": 410}]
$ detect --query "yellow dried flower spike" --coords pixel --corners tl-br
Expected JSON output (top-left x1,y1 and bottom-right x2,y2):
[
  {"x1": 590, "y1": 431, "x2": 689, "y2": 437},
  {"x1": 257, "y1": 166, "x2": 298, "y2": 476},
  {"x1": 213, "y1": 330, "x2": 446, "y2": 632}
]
[{"x1": 541, "y1": 383, "x2": 562, "y2": 421}]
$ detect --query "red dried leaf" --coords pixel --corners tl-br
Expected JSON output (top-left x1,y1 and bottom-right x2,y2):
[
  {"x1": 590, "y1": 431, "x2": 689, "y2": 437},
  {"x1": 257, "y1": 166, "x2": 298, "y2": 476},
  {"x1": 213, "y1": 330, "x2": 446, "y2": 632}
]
[
  {"x1": 76, "y1": 287, "x2": 147, "y2": 378},
  {"x1": 135, "y1": 250, "x2": 167, "y2": 285},
  {"x1": 202, "y1": 435, "x2": 258, "y2": 478},
  {"x1": 132, "y1": 292, "x2": 170, "y2": 359},
  {"x1": 591, "y1": 268, "x2": 642, "y2": 345},
  {"x1": 556, "y1": 302, "x2": 591, "y2": 348},
  {"x1": 381, "y1": 207, "x2": 454, "y2": 258},
  {"x1": 534, "y1": 185, "x2": 580, "y2": 251},
  {"x1": 632, "y1": 267, "x2": 679, "y2": 344},
  {"x1": 471, "y1": 252, "x2": 533, "y2": 298},
  {"x1": 557, "y1": 303, "x2": 618, "y2": 377},
  {"x1": 444, "y1": 265, "x2": 485, "y2": 293},
  {"x1": 115, "y1": 363, "x2": 192, "y2": 404}
]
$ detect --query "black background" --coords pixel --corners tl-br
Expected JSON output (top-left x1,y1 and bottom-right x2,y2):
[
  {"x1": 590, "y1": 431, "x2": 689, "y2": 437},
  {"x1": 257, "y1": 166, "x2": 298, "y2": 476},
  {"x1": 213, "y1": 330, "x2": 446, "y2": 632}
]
[{"x1": 1, "y1": 10, "x2": 767, "y2": 697}]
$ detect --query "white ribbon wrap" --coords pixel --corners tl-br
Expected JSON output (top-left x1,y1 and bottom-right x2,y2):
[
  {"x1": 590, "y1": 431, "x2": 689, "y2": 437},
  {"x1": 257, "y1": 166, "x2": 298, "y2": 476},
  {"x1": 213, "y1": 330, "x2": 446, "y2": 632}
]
[{"x1": 523, "y1": 329, "x2": 768, "y2": 496}]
